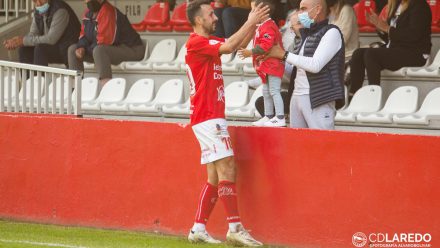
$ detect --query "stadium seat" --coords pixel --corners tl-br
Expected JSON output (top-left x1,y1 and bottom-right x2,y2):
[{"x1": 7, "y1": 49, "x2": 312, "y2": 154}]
[
  {"x1": 226, "y1": 84, "x2": 263, "y2": 119},
  {"x1": 16, "y1": 76, "x2": 45, "y2": 108},
  {"x1": 335, "y1": 85, "x2": 382, "y2": 122},
  {"x1": 152, "y1": 44, "x2": 186, "y2": 71},
  {"x1": 406, "y1": 50, "x2": 440, "y2": 77},
  {"x1": 243, "y1": 64, "x2": 257, "y2": 74},
  {"x1": 221, "y1": 53, "x2": 233, "y2": 63},
  {"x1": 129, "y1": 79, "x2": 184, "y2": 114},
  {"x1": 72, "y1": 77, "x2": 99, "y2": 104},
  {"x1": 170, "y1": 2, "x2": 192, "y2": 32},
  {"x1": 125, "y1": 39, "x2": 177, "y2": 71},
  {"x1": 82, "y1": 78, "x2": 127, "y2": 111},
  {"x1": 162, "y1": 98, "x2": 190, "y2": 116},
  {"x1": 353, "y1": 0, "x2": 376, "y2": 32},
  {"x1": 42, "y1": 77, "x2": 71, "y2": 110},
  {"x1": 222, "y1": 42, "x2": 253, "y2": 72},
  {"x1": 101, "y1": 78, "x2": 155, "y2": 112},
  {"x1": 1, "y1": 75, "x2": 18, "y2": 107},
  {"x1": 225, "y1": 81, "x2": 249, "y2": 108},
  {"x1": 132, "y1": 2, "x2": 171, "y2": 32},
  {"x1": 357, "y1": 86, "x2": 418, "y2": 124},
  {"x1": 393, "y1": 87, "x2": 440, "y2": 125}
]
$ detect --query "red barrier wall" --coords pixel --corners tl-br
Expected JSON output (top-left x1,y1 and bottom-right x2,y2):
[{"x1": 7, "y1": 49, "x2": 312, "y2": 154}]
[{"x1": 0, "y1": 113, "x2": 439, "y2": 247}]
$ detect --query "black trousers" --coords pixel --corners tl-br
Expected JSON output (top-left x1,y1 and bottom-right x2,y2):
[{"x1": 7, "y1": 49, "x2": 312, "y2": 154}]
[
  {"x1": 349, "y1": 47, "x2": 426, "y2": 94},
  {"x1": 19, "y1": 44, "x2": 67, "y2": 67}
]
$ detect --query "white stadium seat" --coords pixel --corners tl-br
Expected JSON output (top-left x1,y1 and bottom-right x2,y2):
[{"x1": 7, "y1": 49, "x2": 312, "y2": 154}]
[
  {"x1": 393, "y1": 87, "x2": 440, "y2": 125},
  {"x1": 1, "y1": 75, "x2": 18, "y2": 106},
  {"x1": 406, "y1": 50, "x2": 440, "y2": 77},
  {"x1": 42, "y1": 77, "x2": 71, "y2": 109},
  {"x1": 101, "y1": 78, "x2": 155, "y2": 112},
  {"x1": 222, "y1": 42, "x2": 253, "y2": 73},
  {"x1": 82, "y1": 78, "x2": 126, "y2": 111},
  {"x1": 125, "y1": 39, "x2": 177, "y2": 71},
  {"x1": 357, "y1": 86, "x2": 418, "y2": 124},
  {"x1": 153, "y1": 44, "x2": 186, "y2": 72},
  {"x1": 226, "y1": 84, "x2": 263, "y2": 119},
  {"x1": 221, "y1": 53, "x2": 233, "y2": 63},
  {"x1": 335, "y1": 85, "x2": 382, "y2": 122},
  {"x1": 72, "y1": 77, "x2": 99, "y2": 104},
  {"x1": 16, "y1": 76, "x2": 45, "y2": 108},
  {"x1": 129, "y1": 79, "x2": 184, "y2": 114},
  {"x1": 225, "y1": 81, "x2": 249, "y2": 108},
  {"x1": 162, "y1": 98, "x2": 190, "y2": 116}
]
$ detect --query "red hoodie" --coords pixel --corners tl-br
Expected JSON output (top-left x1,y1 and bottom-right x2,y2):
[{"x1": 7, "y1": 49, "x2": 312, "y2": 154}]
[{"x1": 252, "y1": 18, "x2": 285, "y2": 83}]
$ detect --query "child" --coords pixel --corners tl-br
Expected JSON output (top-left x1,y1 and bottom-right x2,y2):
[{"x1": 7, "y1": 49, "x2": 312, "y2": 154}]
[{"x1": 238, "y1": 0, "x2": 285, "y2": 127}]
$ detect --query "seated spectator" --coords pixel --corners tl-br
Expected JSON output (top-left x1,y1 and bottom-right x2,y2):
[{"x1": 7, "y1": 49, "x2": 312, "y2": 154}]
[
  {"x1": 213, "y1": 0, "x2": 252, "y2": 38},
  {"x1": 68, "y1": 0, "x2": 145, "y2": 86},
  {"x1": 3, "y1": 0, "x2": 80, "y2": 67},
  {"x1": 349, "y1": 0, "x2": 431, "y2": 96},
  {"x1": 328, "y1": 0, "x2": 359, "y2": 59}
]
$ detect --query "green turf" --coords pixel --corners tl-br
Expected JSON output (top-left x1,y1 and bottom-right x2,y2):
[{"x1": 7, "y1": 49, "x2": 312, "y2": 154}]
[{"x1": 0, "y1": 220, "x2": 282, "y2": 248}]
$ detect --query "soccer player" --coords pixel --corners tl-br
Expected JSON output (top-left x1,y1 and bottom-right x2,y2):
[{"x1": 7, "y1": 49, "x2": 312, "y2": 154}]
[{"x1": 185, "y1": 0, "x2": 269, "y2": 246}]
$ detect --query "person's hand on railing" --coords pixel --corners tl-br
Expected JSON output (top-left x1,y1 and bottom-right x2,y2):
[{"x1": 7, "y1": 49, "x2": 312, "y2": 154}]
[
  {"x1": 3, "y1": 36, "x2": 24, "y2": 50},
  {"x1": 75, "y1": 47, "x2": 85, "y2": 60}
]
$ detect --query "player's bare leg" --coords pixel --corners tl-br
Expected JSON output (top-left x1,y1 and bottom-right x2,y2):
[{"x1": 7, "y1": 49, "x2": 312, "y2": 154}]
[
  {"x1": 188, "y1": 163, "x2": 221, "y2": 244},
  {"x1": 214, "y1": 156, "x2": 263, "y2": 247}
]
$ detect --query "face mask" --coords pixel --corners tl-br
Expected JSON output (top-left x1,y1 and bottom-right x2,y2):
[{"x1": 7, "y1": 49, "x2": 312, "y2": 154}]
[
  {"x1": 298, "y1": 6, "x2": 317, "y2": 28},
  {"x1": 87, "y1": 0, "x2": 102, "y2": 12},
  {"x1": 36, "y1": 2, "x2": 50, "y2": 14}
]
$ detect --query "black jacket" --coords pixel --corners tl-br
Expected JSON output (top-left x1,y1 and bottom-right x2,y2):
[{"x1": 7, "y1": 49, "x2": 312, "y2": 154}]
[{"x1": 379, "y1": 0, "x2": 432, "y2": 55}]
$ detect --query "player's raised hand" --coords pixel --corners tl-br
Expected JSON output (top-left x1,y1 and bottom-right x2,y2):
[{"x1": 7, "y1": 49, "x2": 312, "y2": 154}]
[
  {"x1": 247, "y1": 3, "x2": 270, "y2": 25},
  {"x1": 237, "y1": 48, "x2": 252, "y2": 59}
]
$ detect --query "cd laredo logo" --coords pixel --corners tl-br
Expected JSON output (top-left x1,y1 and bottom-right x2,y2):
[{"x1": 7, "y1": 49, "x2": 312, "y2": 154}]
[
  {"x1": 352, "y1": 232, "x2": 432, "y2": 247},
  {"x1": 352, "y1": 232, "x2": 368, "y2": 247}
]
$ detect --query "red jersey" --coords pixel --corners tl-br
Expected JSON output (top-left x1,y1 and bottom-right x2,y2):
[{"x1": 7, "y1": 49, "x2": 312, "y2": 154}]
[
  {"x1": 252, "y1": 19, "x2": 285, "y2": 83},
  {"x1": 185, "y1": 33, "x2": 226, "y2": 125}
]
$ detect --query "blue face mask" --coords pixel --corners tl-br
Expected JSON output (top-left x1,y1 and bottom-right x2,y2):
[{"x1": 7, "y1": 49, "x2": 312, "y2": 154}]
[
  {"x1": 36, "y1": 3, "x2": 50, "y2": 14},
  {"x1": 298, "y1": 6, "x2": 317, "y2": 28}
]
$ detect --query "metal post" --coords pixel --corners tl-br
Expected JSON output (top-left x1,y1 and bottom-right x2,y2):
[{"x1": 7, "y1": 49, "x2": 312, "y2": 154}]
[
  {"x1": 44, "y1": 72, "x2": 48, "y2": 113},
  {"x1": 29, "y1": 70, "x2": 34, "y2": 113},
  {"x1": 67, "y1": 76, "x2": 72, "y2": 115},
  {"x1": 51, "y1": 73, "x2": 56, "y2": 114},
  {"x1": 60, "y1": 74, "x2": 65, "y2": 114},
  {"x1": 15, "y1": 0, "x2": 19, "y2": 18},
  {"x1": 5, "y1": 0, "x2": 9, "y2": 23},
  {"x1": 21, "y1": 69, "x2": 26, "y2": 113},
  {"x1": 7, "y1": 68, "x2": 12, "y2": 112},
  {"x1": 14, "y1": 68, "x2": 19, "y2": 112},
  {"x1": 0, "y1": 66, "x2": 4, "y2": 112},
  {"x1": 36, "y1": 71, "x2": 41, "y2": 113},
  {"x1": 74, "y1": 74, "x2": 81, "y2": 116}
]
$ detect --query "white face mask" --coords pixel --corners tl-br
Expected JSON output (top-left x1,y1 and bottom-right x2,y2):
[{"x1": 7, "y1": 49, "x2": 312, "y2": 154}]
[{"x1": 298, "y1": 5, "x2": 318, "y2": 28}]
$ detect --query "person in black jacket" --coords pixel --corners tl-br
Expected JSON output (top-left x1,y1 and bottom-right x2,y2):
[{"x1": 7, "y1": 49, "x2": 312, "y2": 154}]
[
  {"x1": 349, "y1": 0, "x2": 432, "y2": 96},
  {"x1": 3, "y1": 0, "x2": 80, "y2": 67}
]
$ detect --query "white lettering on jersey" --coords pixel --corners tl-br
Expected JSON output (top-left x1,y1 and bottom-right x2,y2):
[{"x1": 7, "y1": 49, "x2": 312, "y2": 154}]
[
  {"x1": 186, "y1": 64, "x2": 196, "y2": 96},
  {"x1": 209, "y1": 40, "x2": 220, "y2": 45},
  {"x1": 217, "y1": 85, "x2": 225, "y2": 102}
]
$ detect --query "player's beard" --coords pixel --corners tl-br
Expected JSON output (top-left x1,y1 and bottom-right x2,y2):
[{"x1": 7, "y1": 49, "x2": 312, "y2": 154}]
[{"x1": 203, "y1": 20, "x2": 216, "y2": 34}]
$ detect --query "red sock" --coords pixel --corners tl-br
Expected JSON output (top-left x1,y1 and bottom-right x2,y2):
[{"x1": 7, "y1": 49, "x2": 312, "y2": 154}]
[
  {"x1": 194, "y1": 183, "x2": 218, "y2": 224},
  {"x1": 218, "y1": 180, "x2": 241, "y2": 223}
]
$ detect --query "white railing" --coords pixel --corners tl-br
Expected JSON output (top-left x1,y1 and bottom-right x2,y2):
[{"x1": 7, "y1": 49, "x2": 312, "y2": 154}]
[
  {"x1": 1, "y1": 0, "x2": 32, "y2": 24},
  {"x1": 0, "y1": 60, "x2": 82, "y2": 115}
]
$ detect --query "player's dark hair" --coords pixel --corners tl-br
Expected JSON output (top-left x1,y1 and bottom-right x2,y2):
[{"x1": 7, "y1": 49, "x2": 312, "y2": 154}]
[
  {"x1": 254, "y1": 0, "x2": 275, "y2": 16},
  {"x1": 187, "y1": 0, "x2": 212, "y2": 26}
]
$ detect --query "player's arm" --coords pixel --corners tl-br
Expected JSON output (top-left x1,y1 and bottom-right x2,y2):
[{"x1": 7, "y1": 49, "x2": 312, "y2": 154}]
[{"x1": 218, "y1": 3, "x2": 269, "y2": 54}]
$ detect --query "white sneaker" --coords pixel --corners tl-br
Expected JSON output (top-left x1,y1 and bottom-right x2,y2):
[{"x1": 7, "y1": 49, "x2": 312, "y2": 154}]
[
  {"x1": 226, "y1": 224, "x2": 263, "y2": 247},
  {"x1": 263, "y1": 116, "x2": 286, "y2": 127},
  {"x1": 252, "y1": 116, "x2": 270, "y2": 126},
  {"x1": 188, "y1": 229, "x2": 221, "y2": 244}
]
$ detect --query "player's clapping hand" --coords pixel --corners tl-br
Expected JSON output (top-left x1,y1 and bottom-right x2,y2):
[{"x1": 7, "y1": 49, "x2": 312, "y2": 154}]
[
  {"x1": 238, "y1": 48, "x2": 252, "y2": 59},
  {"x1": 247, "y1": 3, "x2": 270, "y2": 25}
]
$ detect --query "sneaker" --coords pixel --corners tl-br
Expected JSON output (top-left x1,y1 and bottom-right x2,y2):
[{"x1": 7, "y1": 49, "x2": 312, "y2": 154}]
[
  {"x1": 188, "y1": 229, "x2": 221, "y2": 244},
  {"x1": 226, "y1": 224, "x2": 263, "y2": 247},
  {"x1": 252, "y1": 116, "x2": 270, "y2": 126},
  {"x1": 263, "y1": 116, "x2": 286, "y2": 127}
]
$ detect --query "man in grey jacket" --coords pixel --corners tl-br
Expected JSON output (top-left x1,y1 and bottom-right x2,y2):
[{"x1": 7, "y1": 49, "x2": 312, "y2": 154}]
[{"x1": 3, "y1": 0, "x2": 80, "y2": 67}]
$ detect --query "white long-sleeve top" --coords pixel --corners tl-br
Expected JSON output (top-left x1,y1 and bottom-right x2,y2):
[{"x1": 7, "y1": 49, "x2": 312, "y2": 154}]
[{"x1": 284, "y1": 27, "x2": 342, "y2": 95}]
